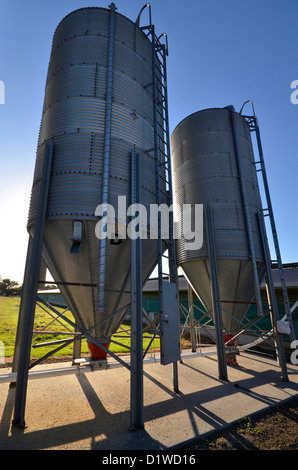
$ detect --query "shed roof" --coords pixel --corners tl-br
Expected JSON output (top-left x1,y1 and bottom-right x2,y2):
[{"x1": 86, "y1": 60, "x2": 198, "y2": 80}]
[{"x1": 143, "y1": 263, "x2": 298, "y2": 292}]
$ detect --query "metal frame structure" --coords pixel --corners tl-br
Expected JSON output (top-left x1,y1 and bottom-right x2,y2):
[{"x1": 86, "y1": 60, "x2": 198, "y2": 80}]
[
  {"x1": 241, "y1": 101, "x2": 296, "y2": 343},
  {"x1": 139, "y1": 3, "x2": 180, "y2": 390},
  {"x1": 179, "y1": 104, "x2": 295, "y2": 382},
  {"x1": 10, "y1": 3, "x2": 180, "y2": 431}
]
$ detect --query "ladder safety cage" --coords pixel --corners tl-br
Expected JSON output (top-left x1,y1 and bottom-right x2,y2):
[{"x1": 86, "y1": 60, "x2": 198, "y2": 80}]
[
  {"x1": 241, "y1": 102, "x2": 296, "y2": 343},
  {"x1": 138, "y1": 6, "x2": 181, "y2": 369}
]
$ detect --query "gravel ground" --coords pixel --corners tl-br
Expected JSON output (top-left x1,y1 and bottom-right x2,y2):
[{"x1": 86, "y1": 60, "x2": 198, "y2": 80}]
[{"x1": 179, "y1": 396, "x2": 298, "y2": 450}]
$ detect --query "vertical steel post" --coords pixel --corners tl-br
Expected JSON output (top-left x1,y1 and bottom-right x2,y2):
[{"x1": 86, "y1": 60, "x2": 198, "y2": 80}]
[
  {"x1": 72, "y1": 325, "x2": 82, "y2": 361},
  {"x1": 205, "y1": 207, "x2": 228, "y2": 380},
  {"x1": 97, "y1": 2, "x2": 116, "y2": 314},
  {"x1": 130, "y1": 149, "x2": 144, "y2": 430},
  {"x1": 257, "y1": 212, "x2": 288, "y2": 381},
  {"x1": 188, "y1": 284, "x2": 196, "y2": 352},
  {"x1": 12, "y1": 142, "x2": 53, "y2": 428}
]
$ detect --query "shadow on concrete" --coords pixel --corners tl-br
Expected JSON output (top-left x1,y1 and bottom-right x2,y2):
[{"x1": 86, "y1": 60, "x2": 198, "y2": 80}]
[
  {"x1": 1, "y1": 352, "x2": 297, "y2": 450},
  {"x1": 0, "y1": 374, "x2": 165, "y2": 450},
  {"x1": 0, "y1": 369, "x2": 234, "y2": 450}
]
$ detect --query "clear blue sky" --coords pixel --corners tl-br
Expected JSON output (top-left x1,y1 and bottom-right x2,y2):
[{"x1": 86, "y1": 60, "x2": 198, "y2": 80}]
[{"x1": 0, "y1": 0, "x2": 297, "y2": 283}]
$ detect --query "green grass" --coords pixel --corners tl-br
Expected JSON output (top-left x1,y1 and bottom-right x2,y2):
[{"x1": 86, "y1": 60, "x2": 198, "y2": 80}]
[
  {"x1": 236, "y1": 416, "x2": 265, "y2": 436},
  {"x1": 0, "y1": 296, "x2": 160, "y2": 359},
  {"x1": 0, "y1": 296, "x2": 23, "y2": 357}
]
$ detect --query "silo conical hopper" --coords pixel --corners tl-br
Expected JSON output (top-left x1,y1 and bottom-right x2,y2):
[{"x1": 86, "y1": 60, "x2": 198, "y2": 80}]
[
  {"x1": 171, "y1": 107, "x2": 266, "y2": 340},
  {"x1": 28, "y1": 6, "x2": 166, "y2": 358}
]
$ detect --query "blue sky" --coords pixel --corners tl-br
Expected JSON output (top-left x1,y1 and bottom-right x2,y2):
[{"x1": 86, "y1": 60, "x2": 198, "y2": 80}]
[{"x1": 0, "y1": 0, "x2": 297, "y2": 283}]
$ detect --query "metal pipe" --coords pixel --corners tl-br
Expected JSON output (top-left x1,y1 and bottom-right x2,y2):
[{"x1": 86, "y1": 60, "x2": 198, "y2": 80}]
[
  {"x1": 0, "y1": 357, "x2": 155, "y2": 385},
  {"x1": 1, "y1": 349, "x2": 222, "y2": 385},
  {"x1": 239, "y1": 303, "x2": 298, "y2": 351},
  {"x1": 32, "y1": 337, "x2": 81, "y2": 348},
  {"x1": 239, "y1": 99, "x2": 256, "y2": 116},
  {"x1": 135, "y1": 3, "x2": 151, "y2": 27},
  {"x1": 32, "y1": 331, "x2": 81, "y2": 336},
  {"x1": 97, "y1": 2, "x2": 116, "y2": 314}
]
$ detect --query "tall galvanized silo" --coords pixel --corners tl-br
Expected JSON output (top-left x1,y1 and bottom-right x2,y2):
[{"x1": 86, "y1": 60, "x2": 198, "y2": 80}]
[
  {"x1": 171, "y1": 107, "x2": 266, "y2": 341},
  {"x1": 27, "y1": 5, "x2": 167, "y2": 358}
]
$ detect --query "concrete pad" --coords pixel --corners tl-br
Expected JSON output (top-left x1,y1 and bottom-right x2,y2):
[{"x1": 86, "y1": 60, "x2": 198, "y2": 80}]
[{"x1": 0, "y1": 351, "x2": 298, "y2": 450}]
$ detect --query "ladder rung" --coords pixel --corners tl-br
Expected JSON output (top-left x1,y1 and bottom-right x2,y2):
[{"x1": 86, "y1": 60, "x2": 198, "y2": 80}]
[
  {"x1": 154, "y1": 44, "x2": 166, "y2": 59},
  {"x1": 157, "y1": 119, "x2": 166, "y2": 132},
  {"x1": 158, "y1": 188, "x2": 171, "y2": 198},
  {"x1": 156, "y1": 99, "x2": 167, "y2": 113},
  {"x1": 158, "y1": 147, "x2": 170, "y2": 159},
  {"x1": 155, "y1": 74, "x2": 167, "y2": 90},
  {"x1": 144, "y1": 81, "x2": 154, "y2": 89},
  {"x1": 145, "y1": 147, "x2": 170, "y2": 162},
  {"x1": 156, "y1": 132, "x2": 168, "y2": 146},
  {"x1": 159, "y1": 159, "x2": 170, "y2": 169},
  {"x1": 156, "y1": 106, "x2": 166, "y2": 121},
  {"x1": 158, "y1": 173, "x2": 169, "y2": 184}
]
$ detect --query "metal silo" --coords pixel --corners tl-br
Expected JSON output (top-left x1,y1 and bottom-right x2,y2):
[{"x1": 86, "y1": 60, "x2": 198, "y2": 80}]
[
  {"x1": 171, "y1": 105, "x2": 294, "y2": 381},
  {"x1": 13, "y1": 3, "x2": 180, "y2": 430},
  {"x1": 171, "y1": 107, "x2": 266, "y2": 347},
  {"x1": 26, "y1": 5, "x2": 167, "y2": 359}
]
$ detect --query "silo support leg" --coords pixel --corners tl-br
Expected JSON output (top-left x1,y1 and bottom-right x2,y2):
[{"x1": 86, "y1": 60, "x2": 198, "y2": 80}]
[
  {"x1": 130, "y1": 149, "x2": 144, "y2": 431},
  {"x1": 173, "y1": 362, "x2": 179, "y2": 393},
  {"x1": 257, "y1": 212, "x2": 288, "y2": 381},
  {"x1": 205, "y1": 207, "x2": 228, "y2": 381},
  {"x1": 188, "y1": 284, "x2": 196, "y2": 353},
  {"x1": 12, "y1": 142, "x2": 53, "y2": 428},
  {"x1": 130, "y1": 235, "x2": 144, "y2": 431}
]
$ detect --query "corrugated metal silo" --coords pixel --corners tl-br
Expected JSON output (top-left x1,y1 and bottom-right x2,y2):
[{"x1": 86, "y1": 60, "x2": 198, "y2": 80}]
[
  {"x1": 171, "y1": 107, "x2": 266, "y2": 337},
  {"x1": 28, "y1": 5, "x2": 166, "y2": 358}
]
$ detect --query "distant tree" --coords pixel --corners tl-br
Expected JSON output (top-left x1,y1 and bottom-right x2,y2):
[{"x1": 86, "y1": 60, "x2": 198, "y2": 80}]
[
  {"x1": 44, "y1": 283, "x2": 57, "y2": 290},
  {"x1": 0, "y1": 278, "x2": 22, "y2": 296}
]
